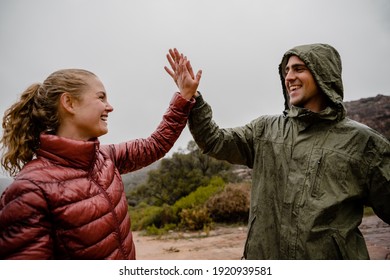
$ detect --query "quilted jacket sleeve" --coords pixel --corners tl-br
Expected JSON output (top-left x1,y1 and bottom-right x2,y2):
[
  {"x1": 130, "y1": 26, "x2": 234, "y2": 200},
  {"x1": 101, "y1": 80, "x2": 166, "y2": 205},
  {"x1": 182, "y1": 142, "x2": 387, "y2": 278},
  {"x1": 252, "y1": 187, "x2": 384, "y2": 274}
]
[
  {"x1": 0, "y1": 179, "x2": 53, "y2": 259},
  {"x1": 105, "y1": 92, "x2": 195, "y2": 174}
]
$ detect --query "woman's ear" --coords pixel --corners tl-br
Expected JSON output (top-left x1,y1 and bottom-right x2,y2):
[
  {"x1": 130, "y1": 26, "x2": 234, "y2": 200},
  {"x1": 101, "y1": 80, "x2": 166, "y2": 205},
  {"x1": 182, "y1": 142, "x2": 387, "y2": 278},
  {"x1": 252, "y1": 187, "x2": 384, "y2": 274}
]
[{"x1": 59, "y1": 92, "x2": 76, "y2": 114}]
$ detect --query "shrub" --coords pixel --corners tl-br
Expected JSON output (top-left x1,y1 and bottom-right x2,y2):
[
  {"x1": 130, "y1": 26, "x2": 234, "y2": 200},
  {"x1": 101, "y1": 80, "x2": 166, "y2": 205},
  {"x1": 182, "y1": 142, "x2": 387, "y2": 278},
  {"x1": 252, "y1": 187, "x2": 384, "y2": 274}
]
[
  {"x1": 129, "y1": 203, "x2": 177, "y2": 230},
  {"x1": 206, "y1": 182, "x2": 250, "y2": 223},
  {"x1": 179, "y1": 207, "x2": 212, "y2": 230},
  {"x1": 145, "y1": 223, "x2": 177, "y2": 236},
  {"x1": 129, "y1": 203, "x2": 161, "y2": 230},
  {"x1": 172, "y1": 176, "x2": 225, "y2": 214},
  {"x1": 364, "y1": 206, "x2": 375, "y2": 216},
  {"x1": 129, "y1": 176, "x2": 225, "y2": 232}
]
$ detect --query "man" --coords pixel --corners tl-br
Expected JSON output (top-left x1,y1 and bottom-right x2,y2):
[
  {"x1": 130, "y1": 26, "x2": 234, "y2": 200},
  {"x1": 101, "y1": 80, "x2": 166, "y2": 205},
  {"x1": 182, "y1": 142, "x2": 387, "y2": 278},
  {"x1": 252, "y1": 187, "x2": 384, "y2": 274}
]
[{"x1": 165, "y1": 44, "x2": 390, "y2": 259}]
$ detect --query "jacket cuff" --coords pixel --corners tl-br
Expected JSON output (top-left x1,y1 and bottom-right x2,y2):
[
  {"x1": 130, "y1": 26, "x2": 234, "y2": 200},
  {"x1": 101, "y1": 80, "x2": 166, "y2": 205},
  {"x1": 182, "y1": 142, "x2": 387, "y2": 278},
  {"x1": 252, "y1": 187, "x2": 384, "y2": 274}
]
[
  {"x1": 192, "y1": 91, "x2": 205, "y2": 109},
  {"x1": 170, "y1": 92, "x2": 196, "y2": 114}
]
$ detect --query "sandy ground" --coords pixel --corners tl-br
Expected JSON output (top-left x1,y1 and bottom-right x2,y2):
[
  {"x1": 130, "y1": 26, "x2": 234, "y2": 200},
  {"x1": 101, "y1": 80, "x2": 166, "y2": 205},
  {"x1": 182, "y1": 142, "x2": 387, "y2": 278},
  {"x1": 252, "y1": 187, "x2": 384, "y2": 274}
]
[{"x1": 134, "y1": 215, "x2": 390, "y2": 260}]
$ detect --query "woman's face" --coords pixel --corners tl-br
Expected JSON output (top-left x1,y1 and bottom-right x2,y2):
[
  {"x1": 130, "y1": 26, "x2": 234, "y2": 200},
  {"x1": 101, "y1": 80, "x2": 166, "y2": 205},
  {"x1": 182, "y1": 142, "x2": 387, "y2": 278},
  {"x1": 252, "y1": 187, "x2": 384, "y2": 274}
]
[{"x1": 68, "y1": 75, "x2": 114, "y2": 140}]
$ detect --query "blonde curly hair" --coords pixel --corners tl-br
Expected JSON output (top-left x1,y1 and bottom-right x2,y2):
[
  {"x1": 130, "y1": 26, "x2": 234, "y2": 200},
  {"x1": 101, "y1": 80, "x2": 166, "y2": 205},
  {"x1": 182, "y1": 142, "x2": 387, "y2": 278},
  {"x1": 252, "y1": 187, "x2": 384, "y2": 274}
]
[{"x1": 1, "y1": 69, "x2": 96, "y2": 177}]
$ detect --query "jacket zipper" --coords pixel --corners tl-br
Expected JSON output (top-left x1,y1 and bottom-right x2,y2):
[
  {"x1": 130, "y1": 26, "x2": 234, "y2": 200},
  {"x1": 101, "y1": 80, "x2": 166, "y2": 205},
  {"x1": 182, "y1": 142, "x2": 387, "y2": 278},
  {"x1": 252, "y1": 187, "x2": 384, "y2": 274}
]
[{"x1": 89, "y1": 174, "x2": 128, "y2": 259}]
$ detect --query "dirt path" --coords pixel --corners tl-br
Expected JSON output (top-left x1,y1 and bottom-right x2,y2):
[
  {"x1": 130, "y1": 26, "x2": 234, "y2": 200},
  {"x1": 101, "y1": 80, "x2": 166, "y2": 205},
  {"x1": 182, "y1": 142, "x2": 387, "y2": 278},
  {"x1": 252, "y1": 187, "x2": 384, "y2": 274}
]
[
  {"x1": 134, "y1": 215, "x2": 390, "y2": 260},
  {"x1": 359, "y1": 215, "x2": 390, "y2": 260}
]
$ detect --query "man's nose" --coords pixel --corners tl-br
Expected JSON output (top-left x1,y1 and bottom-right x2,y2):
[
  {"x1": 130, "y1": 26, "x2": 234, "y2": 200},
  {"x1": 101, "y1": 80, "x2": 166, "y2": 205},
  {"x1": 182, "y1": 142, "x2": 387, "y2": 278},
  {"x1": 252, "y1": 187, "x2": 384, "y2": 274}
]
[{"x1": 285, "y1": 70, "x2": 295, "y2": 81}]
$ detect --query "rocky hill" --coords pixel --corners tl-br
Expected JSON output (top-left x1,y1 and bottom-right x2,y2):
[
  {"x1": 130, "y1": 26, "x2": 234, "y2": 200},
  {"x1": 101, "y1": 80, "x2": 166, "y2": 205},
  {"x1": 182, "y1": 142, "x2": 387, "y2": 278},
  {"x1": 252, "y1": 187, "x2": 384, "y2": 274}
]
[{"x1": 344, "y1": 94, "x2": 390, "y2": 140}]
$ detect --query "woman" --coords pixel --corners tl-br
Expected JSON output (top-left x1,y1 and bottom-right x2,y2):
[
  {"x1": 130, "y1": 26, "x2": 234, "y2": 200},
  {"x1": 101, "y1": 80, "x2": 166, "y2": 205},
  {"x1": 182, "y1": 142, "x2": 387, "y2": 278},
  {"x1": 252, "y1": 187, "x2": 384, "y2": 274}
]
[{"x1": 0, "y1": 55, "x2": 202, "y2": 259}]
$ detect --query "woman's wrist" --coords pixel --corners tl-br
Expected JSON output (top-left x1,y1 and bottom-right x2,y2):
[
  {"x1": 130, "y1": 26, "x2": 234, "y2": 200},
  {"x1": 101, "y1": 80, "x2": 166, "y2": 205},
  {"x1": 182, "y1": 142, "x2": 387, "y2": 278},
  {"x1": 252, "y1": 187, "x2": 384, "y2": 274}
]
[{"x1": 180, "y1": 90, "x2": 197, "y2": 100}]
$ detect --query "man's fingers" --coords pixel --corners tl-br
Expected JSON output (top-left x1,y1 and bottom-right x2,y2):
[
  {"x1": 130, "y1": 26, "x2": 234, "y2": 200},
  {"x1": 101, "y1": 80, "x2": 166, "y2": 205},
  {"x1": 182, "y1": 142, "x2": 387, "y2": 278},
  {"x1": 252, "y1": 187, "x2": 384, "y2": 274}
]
[
  {"x1": 173, "y1": 48, "x2": 181, "y2": 61},
  {"x1": 186, "y1": 60, "x2": 195, "y2": 79},
  {"x1": 169, "y1": 48, "x2": 179, "y2": 62}
]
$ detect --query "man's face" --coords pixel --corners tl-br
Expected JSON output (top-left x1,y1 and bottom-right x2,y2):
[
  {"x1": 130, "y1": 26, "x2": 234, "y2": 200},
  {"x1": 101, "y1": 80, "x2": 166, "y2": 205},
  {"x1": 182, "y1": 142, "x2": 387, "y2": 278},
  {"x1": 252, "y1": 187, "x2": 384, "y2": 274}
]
[{"x1": 284, "y1": 55, "x2": 327, "y2": 112}]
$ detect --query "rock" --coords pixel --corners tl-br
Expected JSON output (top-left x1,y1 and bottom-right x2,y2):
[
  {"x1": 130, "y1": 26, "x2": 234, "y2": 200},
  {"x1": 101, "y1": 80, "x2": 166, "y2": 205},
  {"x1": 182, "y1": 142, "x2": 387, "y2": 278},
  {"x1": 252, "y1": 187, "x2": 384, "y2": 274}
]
[{"x1": 345, "y1": 94, "x2": 390, "y2": 140}]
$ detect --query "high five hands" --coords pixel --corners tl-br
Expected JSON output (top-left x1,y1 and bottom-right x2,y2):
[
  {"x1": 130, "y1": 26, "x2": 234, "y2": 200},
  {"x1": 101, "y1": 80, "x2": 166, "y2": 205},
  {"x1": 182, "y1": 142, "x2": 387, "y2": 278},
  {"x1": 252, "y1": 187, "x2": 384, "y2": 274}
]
[{"x1": 165, "y1": 48, "x2": 202, "y2": 100}]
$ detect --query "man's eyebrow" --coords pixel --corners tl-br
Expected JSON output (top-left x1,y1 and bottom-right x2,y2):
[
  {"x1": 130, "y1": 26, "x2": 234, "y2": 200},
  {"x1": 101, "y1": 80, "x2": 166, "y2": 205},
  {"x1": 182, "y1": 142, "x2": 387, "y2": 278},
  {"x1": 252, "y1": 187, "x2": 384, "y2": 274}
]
[{"x1": 285, "y1": 63, "x2": 307, "y2": 71}]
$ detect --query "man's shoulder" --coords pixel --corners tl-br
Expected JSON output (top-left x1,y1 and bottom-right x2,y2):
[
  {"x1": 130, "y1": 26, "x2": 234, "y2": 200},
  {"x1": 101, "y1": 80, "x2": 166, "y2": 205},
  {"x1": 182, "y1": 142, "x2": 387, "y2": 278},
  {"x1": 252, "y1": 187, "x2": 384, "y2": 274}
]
[
  {"x1": 252, "y1": 114, "x2": 285, "y2": 123},
  {"x1": 342, "y1": 118, "x2": 389, "y2": 144}
]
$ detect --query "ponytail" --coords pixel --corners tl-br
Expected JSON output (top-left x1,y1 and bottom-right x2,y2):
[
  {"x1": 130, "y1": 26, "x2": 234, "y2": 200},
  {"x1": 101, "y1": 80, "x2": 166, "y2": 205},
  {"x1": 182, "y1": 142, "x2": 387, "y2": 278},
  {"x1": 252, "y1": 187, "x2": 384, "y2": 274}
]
[{"x1": 1, "y1": 84, "x2": 44, "y2": 176}]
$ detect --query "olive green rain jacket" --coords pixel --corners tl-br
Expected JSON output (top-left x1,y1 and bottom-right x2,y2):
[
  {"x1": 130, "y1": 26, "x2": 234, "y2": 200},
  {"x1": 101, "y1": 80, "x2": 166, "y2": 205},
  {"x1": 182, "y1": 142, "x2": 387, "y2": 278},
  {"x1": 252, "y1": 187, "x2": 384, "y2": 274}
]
[{"x1": 188, "y1": 43, "x2": 390, "y2": 259}]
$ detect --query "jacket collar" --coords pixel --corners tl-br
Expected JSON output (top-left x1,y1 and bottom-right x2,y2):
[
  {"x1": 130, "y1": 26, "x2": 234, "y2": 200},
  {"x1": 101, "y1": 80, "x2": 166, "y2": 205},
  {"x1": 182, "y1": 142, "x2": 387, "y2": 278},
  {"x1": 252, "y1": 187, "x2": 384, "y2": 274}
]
[
  {"x1": 284, "y1": 105, "x2": 342, "y2": 131},
  {"x1": 36, "y1": 133, "x2": 99, "y2": 170}
]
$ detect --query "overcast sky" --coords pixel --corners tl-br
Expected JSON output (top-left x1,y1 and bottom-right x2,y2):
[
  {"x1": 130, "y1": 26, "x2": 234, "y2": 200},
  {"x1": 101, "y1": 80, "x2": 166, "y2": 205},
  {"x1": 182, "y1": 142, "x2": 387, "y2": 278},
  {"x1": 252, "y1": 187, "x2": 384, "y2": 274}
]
[{"x1": 0, "y1": 0, "x2": 389, "y2": 178}]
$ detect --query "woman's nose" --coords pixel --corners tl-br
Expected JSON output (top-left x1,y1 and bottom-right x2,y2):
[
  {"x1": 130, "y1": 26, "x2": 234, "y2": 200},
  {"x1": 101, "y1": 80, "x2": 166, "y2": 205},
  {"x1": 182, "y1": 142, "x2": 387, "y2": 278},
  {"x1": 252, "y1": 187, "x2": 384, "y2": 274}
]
[{"x1": 106, "y1": 102, "x2": 114, "y2": 112}]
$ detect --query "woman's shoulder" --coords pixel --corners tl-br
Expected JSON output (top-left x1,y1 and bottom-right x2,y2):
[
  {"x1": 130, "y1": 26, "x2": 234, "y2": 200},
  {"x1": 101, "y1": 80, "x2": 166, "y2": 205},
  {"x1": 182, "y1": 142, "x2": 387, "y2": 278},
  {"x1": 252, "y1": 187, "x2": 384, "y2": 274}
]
[
  {"x1": 17, "y1": 157, "x2": 52, "y2": 179},
  {"x1": 1, "y1": 175, "x2": 44, "y2": 206}
]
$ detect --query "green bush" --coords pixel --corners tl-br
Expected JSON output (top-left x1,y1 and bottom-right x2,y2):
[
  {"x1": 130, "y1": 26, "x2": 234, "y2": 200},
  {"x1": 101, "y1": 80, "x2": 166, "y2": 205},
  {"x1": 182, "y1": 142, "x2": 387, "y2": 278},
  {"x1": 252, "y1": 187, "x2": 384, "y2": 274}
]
[
  {"x1": 129, "y1": 203, "x2": 177, "y2": 230},
  {"x1": 364, "y1": 206, "x2": 375, "y2": 216},
  {"x1": 145, "y1": 223, "x2": 177, "y2": 236},
  {"x1": 129, "y1": 203, "x2": 162, "y2": 230},
  {"x1": 129, "y1": 177, "x2": 226, "y2": 232},
  {"x1": 172, "y1": 176, "x2": 225, "y2": 214},
  {"x1": 179, "y1": 207, "x2": 212, "y2": 230}
]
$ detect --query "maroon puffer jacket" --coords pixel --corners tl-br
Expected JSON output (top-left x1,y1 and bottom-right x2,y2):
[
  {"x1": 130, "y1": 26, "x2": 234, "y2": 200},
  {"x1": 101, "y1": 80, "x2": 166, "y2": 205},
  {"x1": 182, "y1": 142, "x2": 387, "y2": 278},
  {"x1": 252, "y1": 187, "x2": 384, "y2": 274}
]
[{"x1": 0, "y1": 93, "x2": 194, "y2": 259}]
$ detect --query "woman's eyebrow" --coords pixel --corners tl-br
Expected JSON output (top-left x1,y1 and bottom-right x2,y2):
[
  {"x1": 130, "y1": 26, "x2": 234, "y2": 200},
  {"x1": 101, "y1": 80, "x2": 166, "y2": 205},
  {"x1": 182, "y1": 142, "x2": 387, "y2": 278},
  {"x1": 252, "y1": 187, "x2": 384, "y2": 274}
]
[{"x1": 96, "y1": 91, "x2": 107, "y2": 97}]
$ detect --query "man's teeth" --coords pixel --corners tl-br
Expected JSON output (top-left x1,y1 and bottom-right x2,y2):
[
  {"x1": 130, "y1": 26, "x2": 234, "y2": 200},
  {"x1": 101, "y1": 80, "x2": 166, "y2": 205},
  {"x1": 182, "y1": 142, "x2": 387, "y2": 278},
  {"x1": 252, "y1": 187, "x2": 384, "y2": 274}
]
[
  {"x1": 101, "y1": 116, "x2": 107, "y2": 121},
  {"x1": 290, "y1": 86, "x2": 300, "y2": 91}
]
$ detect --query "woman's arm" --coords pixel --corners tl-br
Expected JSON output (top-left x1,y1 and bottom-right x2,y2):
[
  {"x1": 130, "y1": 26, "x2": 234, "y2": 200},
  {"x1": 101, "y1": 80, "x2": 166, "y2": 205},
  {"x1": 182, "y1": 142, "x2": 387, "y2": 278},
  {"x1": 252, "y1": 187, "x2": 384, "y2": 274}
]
[
  {"x1": 0, "y1": 180, "x2": 53, "y2": 259},
  {"x1": 107, "y1": 92, "x2": 196, "y2": 173}
]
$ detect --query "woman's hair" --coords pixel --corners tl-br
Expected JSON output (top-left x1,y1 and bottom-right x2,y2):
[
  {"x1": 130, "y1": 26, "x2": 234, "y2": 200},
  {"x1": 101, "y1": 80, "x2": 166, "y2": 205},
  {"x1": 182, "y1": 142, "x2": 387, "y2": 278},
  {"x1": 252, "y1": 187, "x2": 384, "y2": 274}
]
[{"x1": 1, "y1": 69, "x2": 96, "y2": 177}]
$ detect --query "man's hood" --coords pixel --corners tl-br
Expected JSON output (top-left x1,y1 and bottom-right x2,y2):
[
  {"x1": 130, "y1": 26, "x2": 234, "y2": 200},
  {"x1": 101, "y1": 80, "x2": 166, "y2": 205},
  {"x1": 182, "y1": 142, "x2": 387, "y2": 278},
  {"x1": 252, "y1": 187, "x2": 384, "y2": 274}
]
[{"x1": 278, "y1": 43, "x2": 345, "y2": 116}]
